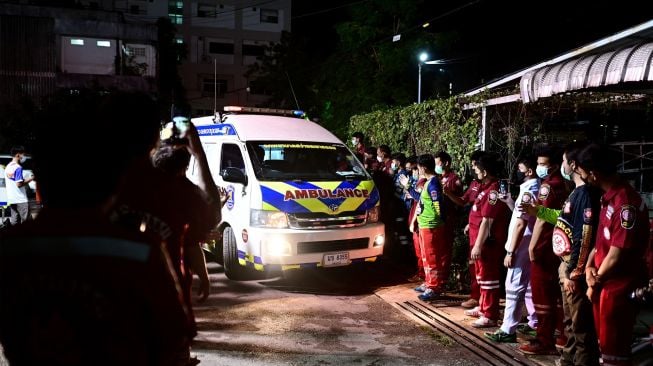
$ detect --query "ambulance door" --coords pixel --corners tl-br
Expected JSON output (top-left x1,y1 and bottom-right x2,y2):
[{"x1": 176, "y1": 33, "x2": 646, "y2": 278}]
[{"x1": 217, "y1": 143, "x2": 251, "y2": 250}]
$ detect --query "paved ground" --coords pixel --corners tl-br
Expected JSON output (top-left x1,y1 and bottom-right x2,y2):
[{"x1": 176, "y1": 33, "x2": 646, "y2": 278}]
[{"x1": 192, "y1": 260, "x2": 482, "y2": 365}]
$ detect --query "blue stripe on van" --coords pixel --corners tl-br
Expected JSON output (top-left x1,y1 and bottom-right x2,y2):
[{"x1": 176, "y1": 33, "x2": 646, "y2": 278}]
[{"x1": 197, "y1": 124, "x2": 237, "y2": 136}]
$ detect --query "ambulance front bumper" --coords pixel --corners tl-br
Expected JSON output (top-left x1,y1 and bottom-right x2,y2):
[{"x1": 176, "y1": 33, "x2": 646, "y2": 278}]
[{"x1": 245, "y1": 223, "x2": 385, "y2": 270}]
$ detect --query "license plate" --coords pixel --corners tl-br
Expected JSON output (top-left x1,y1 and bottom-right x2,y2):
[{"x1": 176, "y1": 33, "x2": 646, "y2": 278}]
[{"x1": 323, "y1": 252, "x2": 350, "y2": 267}]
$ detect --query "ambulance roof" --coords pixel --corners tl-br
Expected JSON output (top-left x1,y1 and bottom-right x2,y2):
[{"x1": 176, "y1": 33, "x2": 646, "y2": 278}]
[{"x1": 192, "y1": 114, "x2": 343, "y2": 144}]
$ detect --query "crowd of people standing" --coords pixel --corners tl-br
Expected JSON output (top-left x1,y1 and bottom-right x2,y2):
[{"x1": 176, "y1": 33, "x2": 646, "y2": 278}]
[{"x1": 353, "y1": 132, "x2": 653, "y2": 366}]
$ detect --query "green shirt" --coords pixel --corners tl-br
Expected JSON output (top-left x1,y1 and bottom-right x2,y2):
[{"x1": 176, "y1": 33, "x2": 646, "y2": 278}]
[{"x1": 417, "y1": 177, "x2": 445, "y2": 229}]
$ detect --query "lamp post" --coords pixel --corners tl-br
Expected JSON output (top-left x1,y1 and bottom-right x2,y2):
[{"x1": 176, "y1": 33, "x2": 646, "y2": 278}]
[
  {"x1": 417, "y1": 52, "x2": 449, "y2": 103},
  {"x1": 418, "y1": 52, "x2": 428, "y2": 103}
]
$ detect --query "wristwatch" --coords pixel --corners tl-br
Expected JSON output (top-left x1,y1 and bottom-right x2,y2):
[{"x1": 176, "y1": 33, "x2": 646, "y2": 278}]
[{"x1": 506, "y1": 251, "x2": 513, "y2": 256}]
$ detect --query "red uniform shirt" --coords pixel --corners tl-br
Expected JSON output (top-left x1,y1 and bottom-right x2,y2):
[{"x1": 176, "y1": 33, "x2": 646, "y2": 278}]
[
  {"x1": 462, "y1": 180, "x2": 482, "y2": 204},
  {"x1": 533, "y1": 172, "x2": 568, "y2": 260},
  {"x1": 594, "y1": 181, "x2": 649, "y2": 281},
  {"x1": 441, "y1": 171, "x2": 463, "y2": 226},
  {"x1": 468, "y1": 180, "x2": 510, "y2": 245}
]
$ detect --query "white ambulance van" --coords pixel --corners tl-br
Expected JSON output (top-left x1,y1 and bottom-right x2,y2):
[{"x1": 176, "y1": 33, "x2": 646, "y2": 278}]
[{"x1": 188, "y1": 106, "x2": 385, "y2": 280}]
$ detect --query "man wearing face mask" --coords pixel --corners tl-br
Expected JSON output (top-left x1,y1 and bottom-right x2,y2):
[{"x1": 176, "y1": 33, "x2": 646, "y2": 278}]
[
  {"x1": 465, "y1": 153, "x2": 510, "y2": 328},
  {"x1": 351, "y1": 132, "x2": 365, "y2": 156},
  {"x1": 5, "y1": 146, "x2": 35, "y2": 226},
  {"x1": 521, "y1": 141, "x2": 601, "y2": 365},
  {"x1": 376, "y1": 145, "x2": 393, "y2": 175},
  {"x1": 519, "y1": 145, "x2": 568, "y2": 355},
  {"x1": 485, "y1": 156, "x2": 540, "y2": 342},
  {"x1": 443, "y1": 149, "x2": 486, "y2": 309},
  {"x1": 577, "y1": 144, "x2": 649, "y2": 366},
  {"x1": 435, "y1": 151, "x2": 463, "y2": 281}
]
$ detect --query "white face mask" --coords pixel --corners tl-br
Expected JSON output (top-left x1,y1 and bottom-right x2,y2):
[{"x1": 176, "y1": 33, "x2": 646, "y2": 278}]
[
  {"x1": 19, "y1": 156, "x2": 27, "y2": 164},
  {"x1": 391, "y1": 162, "x2": 397, "y2": 170},
  {"x1": 351, "y1": 138, "x2": 357, "y2": 146},
  {"x1": 536, "y1": 165, "x2": 549, "y2": 179},
  {"x1": 377, "y1": 156, "x2": 383, "y2": 163}
]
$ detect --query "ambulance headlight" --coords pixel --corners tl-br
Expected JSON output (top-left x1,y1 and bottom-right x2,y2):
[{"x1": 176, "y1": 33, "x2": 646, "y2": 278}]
[
  {"x1": 250, "y1": 210, "x2": 289, "y2": 228},
  {"x1": 366, "y1": 206, "x2": 380, "y2": 223},
  {"x1": 267, "y1": 238, "x2": 291, "y2": 256}
]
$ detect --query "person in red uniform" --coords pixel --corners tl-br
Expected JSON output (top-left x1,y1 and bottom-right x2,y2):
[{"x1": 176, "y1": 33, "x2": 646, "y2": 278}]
[
  {"x1": 464, "y1": 153, "x2": 510, "y2": 327},
  {"x1": 376, "y1": 145, "x2": 393, "y2": 176},
  {"x1": 443, "y1": 150, "x2": 486, "y2": 309},
  {"x1": 577, "y1": 144, "x2": 649, "y2": 366},
  {"x1": 351, "y1": 132, "x2": 366, "y2": 156},
  {"x1": 520, "y1": 145, "x2": 569, "y2": 355},
  {"x1": 435, "y1": 151, "x2": 463, "y2": 287}
]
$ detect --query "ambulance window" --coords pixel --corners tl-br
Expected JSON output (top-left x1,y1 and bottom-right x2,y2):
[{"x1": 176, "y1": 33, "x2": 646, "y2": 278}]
[{"x1": 220, "y1": 144, "x2": 245, "y2": 172}]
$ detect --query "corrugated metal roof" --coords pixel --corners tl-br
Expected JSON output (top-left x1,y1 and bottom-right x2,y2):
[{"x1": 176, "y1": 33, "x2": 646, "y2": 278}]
[
  {"x1": 465, "y1": 18, "x2": 653, "y2": 98},
  {"x1": 520, "y1": 42, "x2": 653, "y2": 102}
]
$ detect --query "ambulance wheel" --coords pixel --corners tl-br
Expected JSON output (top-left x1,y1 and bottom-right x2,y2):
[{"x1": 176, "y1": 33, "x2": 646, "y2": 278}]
[{"x1": 222, "y1": 226, "x2": 250, "y2": 280}]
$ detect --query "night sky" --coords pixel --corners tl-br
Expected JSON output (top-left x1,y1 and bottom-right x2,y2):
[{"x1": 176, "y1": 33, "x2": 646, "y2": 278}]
[{"x1": 292, "y1": 0, "x2": 653, "y2": 93}]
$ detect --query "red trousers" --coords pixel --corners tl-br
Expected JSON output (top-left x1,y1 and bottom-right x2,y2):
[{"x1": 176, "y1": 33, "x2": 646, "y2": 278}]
[
  {"x1": 466, "y1": 230, "x2": 480, "y2": 300},
  {"x1": 594, "y1": 280, "x2": 638, "y2": 366},
  {"x1": 419, "y1": 227, "x2": 450, "y2": 291},
  {"x1": 412, "y1": 231, "x2": 424, "y2": 278},
  {"x1": 474, "y1": 241, "x2": 503, "y2": 320},
  {"x1": 531, "y1": 259, "x2": 562, "y2": 347}
]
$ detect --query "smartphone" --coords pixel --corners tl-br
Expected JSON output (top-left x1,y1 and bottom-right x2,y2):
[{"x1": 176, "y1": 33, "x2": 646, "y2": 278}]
[{"x1": 499, "y1": 179, "x2": 509, "y2": 197}]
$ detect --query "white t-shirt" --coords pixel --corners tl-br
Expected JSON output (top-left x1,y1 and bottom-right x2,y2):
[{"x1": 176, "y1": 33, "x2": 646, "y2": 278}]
[
  {"x1": 504, "y1": 178, "x2": 540, "y2": 252},
  {"x1": 5, "y1": 161, "x2": 28, "y2": 204}
]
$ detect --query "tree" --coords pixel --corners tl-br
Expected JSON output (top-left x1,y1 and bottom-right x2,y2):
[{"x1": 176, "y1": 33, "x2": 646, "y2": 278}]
[{"x1": 248, "y1": 0, "x2": 458, "y2": 138}]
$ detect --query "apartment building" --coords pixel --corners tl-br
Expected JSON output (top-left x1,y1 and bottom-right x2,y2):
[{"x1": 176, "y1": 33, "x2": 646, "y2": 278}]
[
  {"x1": 110, "y1": 0, "x2": 292, "y2": 116},
  {"x1": 0, "y1": 2, "x2": 158, "y2": 104}
]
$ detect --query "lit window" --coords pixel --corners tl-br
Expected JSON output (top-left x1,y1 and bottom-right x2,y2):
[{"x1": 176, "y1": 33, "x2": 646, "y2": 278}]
[
  {"x1": 70, "y1": 39, "x2": 84, "y2": 46},
  {"x1": 175, "y1": 38, "x2": 184, "y2": 44},
  {"x1": 96, "y1": 40, "x2": 111, "y2": 47},
  {"x1": 169, "y1": 14, "x2": 183, "y2": 24},
  {"x1": 260, "y1": 9, "x2": 278, "y2": 24}
]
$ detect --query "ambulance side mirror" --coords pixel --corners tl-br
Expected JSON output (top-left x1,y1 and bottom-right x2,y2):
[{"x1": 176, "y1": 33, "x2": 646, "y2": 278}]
[{"x1": 221, "y1": 167, "x2": 248, "y2": 186}]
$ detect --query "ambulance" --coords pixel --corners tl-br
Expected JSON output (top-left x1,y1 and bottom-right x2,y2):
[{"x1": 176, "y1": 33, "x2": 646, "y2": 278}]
[{"x1": 188, "y1": 106, "x2": 385, "y2": 280}]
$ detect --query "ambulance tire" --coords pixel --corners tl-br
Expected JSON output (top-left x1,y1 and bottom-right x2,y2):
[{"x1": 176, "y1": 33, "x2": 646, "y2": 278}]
[{"x1": 222, "y1": 226, "x2": 251, "y2": 280}]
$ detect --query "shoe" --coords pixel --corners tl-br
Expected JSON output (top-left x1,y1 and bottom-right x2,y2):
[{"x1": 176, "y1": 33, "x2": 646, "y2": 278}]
[
  {"x1": 460, "y1": 298, "x2": 479, "y2": 309},
  {"x1": 485, "y1": 330, "x2": 517, "y2": 343},
  {"x1": 414, "y1": 284, "x2": 427, "y2": 293},
  {"x1": 464, "y1": 306, "x2": 481, "y2": 318},
  {"x1": 518, "y1": 340, "x2": 558, "y2": 355},
  {"x1": 472, "y1": 316, "x2": 497, "y2": 328},
  {"x1": 555, "y1": 335, "x2": 567, "y2": 350},
  {"x1": 516, "y1": 324, "x2": 537, "y2": 337},
  {"x1": 408, "y1": 274, "x2": 425, "y2": 283},
  {"x1": 418, "y1": 289, "x2": 440, "y2": 301}
]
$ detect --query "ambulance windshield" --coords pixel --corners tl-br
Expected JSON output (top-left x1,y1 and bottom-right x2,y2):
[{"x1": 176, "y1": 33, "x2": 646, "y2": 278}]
[{"x1": 246, "y1": 141, "x2": 370, "y2": 181}]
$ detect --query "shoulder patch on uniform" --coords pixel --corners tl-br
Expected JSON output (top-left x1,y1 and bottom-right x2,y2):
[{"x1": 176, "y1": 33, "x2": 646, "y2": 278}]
[
  {"x1": 563, "y1": 201, "x2": 571, "y2": 214},
  {"x1": 539, "y1": 184, "x2": 550, "y2": 200},
  {"x1": 430, "y1": 189, "x2": 439, "y2": 201},
  {"x1": 583, "y1": 208, "x2": 592, "y2": 224},
  {"x1": 521, "y1": 192, "x2": 533, "y2": 204},
  {"x1": 620, "y1": 204, "x2": 636, "y2": 229},
  {"x1": 488, "y1": 190, "x2": 498, "y2": 205},
  {"x1": 455, "y1": 179, "x2": 462, "y2": 186}
]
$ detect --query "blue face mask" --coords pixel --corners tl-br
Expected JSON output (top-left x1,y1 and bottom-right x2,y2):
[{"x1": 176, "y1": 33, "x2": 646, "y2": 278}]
[
  {"x1": 435, "y1": 165, "x2": 444, "y2": 175},
  {"x1": 561, "y1": 166, "x2": 572, "y2": 181},
  {"x1": 536, "y1": 165, "x2": 549, "y2": 179}
]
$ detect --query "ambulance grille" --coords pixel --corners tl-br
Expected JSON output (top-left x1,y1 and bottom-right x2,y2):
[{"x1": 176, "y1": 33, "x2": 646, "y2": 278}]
[
  {"x1": 296, "y1": 238, "x2": 370, "y2": 254},
  {"x1": 287, "y1": 211, "x2": 367, "y2": 229}
]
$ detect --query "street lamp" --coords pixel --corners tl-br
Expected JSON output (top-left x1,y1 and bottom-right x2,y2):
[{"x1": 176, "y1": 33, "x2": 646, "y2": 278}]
[{"x1": 417, "y1": 53, "x2": 449, "y2": 103}]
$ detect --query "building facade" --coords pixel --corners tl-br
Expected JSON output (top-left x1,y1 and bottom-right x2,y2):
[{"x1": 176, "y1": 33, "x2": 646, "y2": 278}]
[
  {"x1": 93, "y1": 0, "x2": 292, "y2": 116},
  {"x1": 0, "y1": 2, "x2": 158, "y2": 104}
]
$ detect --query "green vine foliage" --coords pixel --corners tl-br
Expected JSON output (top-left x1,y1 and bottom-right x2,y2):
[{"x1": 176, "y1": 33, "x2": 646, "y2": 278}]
[{"x1": 349, "y1": 96, "x2": 481, "y2": 174}]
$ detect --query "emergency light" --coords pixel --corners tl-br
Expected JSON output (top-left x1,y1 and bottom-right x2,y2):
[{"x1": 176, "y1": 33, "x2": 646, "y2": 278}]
[{"x1": 223, "y1": 106, "x2": 306, "y2": 118}]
